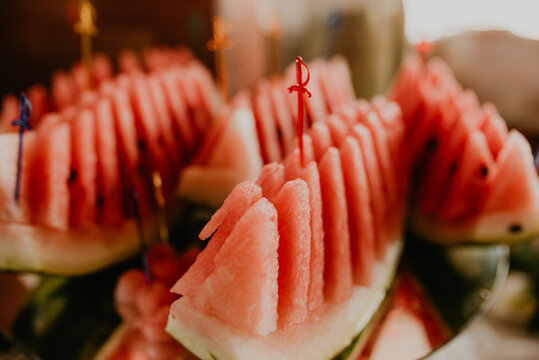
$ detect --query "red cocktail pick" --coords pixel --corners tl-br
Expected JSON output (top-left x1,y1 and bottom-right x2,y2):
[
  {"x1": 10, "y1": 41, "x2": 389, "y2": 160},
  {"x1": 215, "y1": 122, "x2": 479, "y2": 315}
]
[
  {"x1": 287, "y1": 56, "x2": 311, "y2": 166},
  {"x1": 415, "y1": 39, "x2": 435, "y2": 65},
  {"x1": 11, "y1": 93, "x2": 32, "y2": 203}
]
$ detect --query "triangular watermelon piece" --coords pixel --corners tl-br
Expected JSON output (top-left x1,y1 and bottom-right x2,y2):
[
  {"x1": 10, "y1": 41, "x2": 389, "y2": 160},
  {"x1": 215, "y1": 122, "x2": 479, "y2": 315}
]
[
  {"x1": 30, "y1": 119, "x2": 71, "y2": 230},
  {"x1": 340, "y1": 137, "x2": 376, "y2": 286},
  {"x1": 93, "y1": 97, "x2": 124, "y2": 224},
  {"x1": 256, "y1": 163, "x2": 285, "y2": 201},
  {"x1": 310, "y1": 122, "x2": 333, "y2": 161},
  {"x1": 0, "y1": 132, "x2": 37, "y2": 224},
  {"x1": 273, "y1": 179, "x2": 311, "y2": 326},
  {"x1": 479, "y1": 103, "x2": 508, "y2": 159},
  {"x1": 191, "y1": 198, "x2": 279, "y2": 336},
  {"x1": 158, "y1": 69, "x2": 197, "y2": 155},
  {"x1": 438, "y1": 131, "x2": 495, "y2": 220},
  {"x1": 327, "y1": 115, "x2": 348, "y2": 145},
  {"x1": 68, "y1": 109, "x2": 98, "y2": 227},
  {"x1": 283, "y1": 151, "x2": 325, "y2": 311},
  {"x1": 318, "y1": 148, "x2": 353, "y2": 303},
  {"x1": 172, "y1": 181, "x2": 262, "y2": 297},
  {"x1": 350, "y1": 124, "x2": 387, "y2": 259},
  {"x1": 269, "y1": 79, "x2": 296, "y2": 155},
  {"x1": 253, "y1": 81, "x2": 282, "y2": 163}
]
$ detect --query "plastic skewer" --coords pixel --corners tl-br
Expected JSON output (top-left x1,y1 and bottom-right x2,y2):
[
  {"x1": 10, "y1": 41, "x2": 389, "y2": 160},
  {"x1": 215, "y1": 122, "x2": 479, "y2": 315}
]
[
  {"x1": 207, "y1": 16, "x2": 232, "y2": 104},
  {"x1": 11, "y1": 93, "x2": 32, "y2": 203},
  {"x1": 287, "y1": 56, "x2": 311, "y2": 166},
  {"x1": 132, "y1": 189, "x2": 152, "y2": 284},
  {"x1": 74, "y1": 0, "x2": 98, "y2": 90}
]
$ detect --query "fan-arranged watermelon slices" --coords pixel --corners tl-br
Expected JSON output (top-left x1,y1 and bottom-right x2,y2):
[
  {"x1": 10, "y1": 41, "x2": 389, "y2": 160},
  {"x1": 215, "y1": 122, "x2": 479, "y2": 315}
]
[
  {"x1": 167, "y1": 97, "x2": 406, "y2": 360},
  {"x1": 391, "y1": 55, "x2": 539, "y2": 243},
  {"x1": 0, "y1": 48, "x2": 219, "y2": 274}
]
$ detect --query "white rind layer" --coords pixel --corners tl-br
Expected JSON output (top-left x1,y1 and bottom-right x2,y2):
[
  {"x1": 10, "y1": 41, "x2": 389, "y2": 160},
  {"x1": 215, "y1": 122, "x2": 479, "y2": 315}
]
[
  {"x1": 411, "y1": 205, "x2": 539, "y2": 244},
  {"x1": 166, "y1": 239, "x2": 402, "y2": 360},
  {"x1": 0, "y1": 217, "x2": 158, "y2": 275}
]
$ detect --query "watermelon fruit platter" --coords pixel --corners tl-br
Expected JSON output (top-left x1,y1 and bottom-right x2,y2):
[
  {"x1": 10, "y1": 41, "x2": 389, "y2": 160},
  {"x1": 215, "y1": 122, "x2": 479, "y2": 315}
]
[{"x1": 2, "y1": 4, "x2": 539, "y2": 360}]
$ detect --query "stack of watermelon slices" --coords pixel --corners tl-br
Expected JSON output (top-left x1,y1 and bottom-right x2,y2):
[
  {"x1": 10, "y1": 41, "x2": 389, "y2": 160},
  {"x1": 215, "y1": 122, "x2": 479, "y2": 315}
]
[
  {"x1": 178, "y1": 56, "x2": 357, "y2": 207},
  {"x1": 391, "y1": 55, "x2": 539, "y2": 243},
  {"x1": 0, "y1": 48, "x2": 218, "y2": 274},
  {"x1": 166, "y1": 97, "x2": 406, "y2": 360}
]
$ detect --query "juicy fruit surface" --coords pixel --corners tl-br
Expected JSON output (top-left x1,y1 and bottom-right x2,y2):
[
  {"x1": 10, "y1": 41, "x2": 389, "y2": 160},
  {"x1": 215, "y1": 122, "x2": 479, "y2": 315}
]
[
  {"x1": 0, "y1": 48, "x2": 218, "y2": 273},
  {"x1": 168, "y1": 95, "x2": 407, "y2": 359},
  {"x1": 98, "y1": 244, "x2": 198, "y2": 360},
  {"x1": 190, "y1": 198, "x2": 280, "y2": 336},
  {"x1": 391, "y1": 55, "x2": 539, "y2": 243}
]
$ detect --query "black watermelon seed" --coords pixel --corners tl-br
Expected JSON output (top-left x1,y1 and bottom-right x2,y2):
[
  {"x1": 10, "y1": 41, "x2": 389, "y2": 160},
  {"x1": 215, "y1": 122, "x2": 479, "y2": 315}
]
[
  {"x1": 508, "y1": 224, "x2": 522, "y2": 233},
  {"x1": 426, "y1": 138, "x2": 438, "y2": 152},
  {"x1": 479, "y1": 166, "x2": 488, "y2": 178},
  {"x1": 137, "y1": 140, "x2": 146, "y2": 152},
  {"x1": 97, "y1": 194, "x2": 105, "y2": 207},
  {"x1": 67, "y1": 170, "x2": 77, "y2": 184}
]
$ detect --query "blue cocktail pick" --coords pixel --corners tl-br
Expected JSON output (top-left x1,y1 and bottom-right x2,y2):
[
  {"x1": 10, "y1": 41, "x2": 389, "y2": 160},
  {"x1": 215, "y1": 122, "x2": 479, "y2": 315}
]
[
  {"x1": 11, "y1": 93, "x2": 32, "y2": 203},
  {"x1": 132, "y1": 188, "x2": 152, "y2": 284}
]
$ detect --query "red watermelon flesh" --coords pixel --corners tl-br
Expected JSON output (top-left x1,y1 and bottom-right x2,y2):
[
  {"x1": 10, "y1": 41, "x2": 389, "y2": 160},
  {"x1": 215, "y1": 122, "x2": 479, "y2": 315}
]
[
  {"x1": 482, "y1": 131, "x2": 537, "y2": 213},
  {"x1": 315, "y1": 60, "x2": 343, "y2": 114},
  {"x1": 329, "y1": 56, "x2": 356, "y2": 106},
  {"x1": 253, "y1": 82, "x2": 282, "y2": 163},
  {"x1": 336, "y1": 103, "x2": 359, "y2": 127},
  {"x1": 0, "y1": 132, "x2": 37, "y2": 224},
  {"x1": 51, "y1": 70, "x2": 77, "y2": 111},
  {"x1": 0, "y1": 95, "x2": 18, "y2": 133},
  {"x1": 147, "y1": 75, "x2": 183, "y2": 177},
  {"x1": 360, "y1": 110, "x2": 398, "y2": 208},
  {"x1": 256, "y1": 163, "x2": 285, "y2": 201},
  {"x1": 327, "y1": 115, "x2": 349, "y2": 145},
  {"x1": 269, "y1": 79, "x2": 296, "y2": 155},
  {"x1": 350, "y1": 124, "x2": 388, "y2": 259},
  {"x1": 130, "y1": 75, "x2": 173, "y2": 197},
  {"x1": 318, "y1": 148, "x2": 353, "y2": 303},
  {"x1": 179, "y1": 66, "x2": 212, "y2": 133},
  {"x1": 310, "y1": 122, "x2": 333, "y2": 161},
  {"x1": 158, "y1": 69, "x2": 197, "y2": 155},
  {"x1": 191, "y1": 198, "x2": 280, "y2": 336},
  {"x1": 414, "y1": 89, "x2": 483, "y2": 213},
  {"x1": 389, "y1": 56, "x2": 427, "y2": 127},
  {"x1": 68, "y1": 109, "x2": 98, "y2": 227},
  {"x1": 479, "y1": 104, "x2": 508, "y2": 159},
  {"x1": 300, "y1": 62, "x2": 329, "y2": 124},
  {"x1": 92, "y1": 53, "x2": 113, "y2": 86},
  {"x1": 118, "y1": 49, "x2": 142, "y2": 74},
  {"x1": 30, "y1": 121, "x2": 71, "y2": 230},
  {"x1": 283, "y1": 151, "x2": 325, "y2": 310},
  {"x1": 172, "y1": 181, "x2": 263, "y2": 297},
  {"x1": 438, "y1": 131, "x2": 495, "y2": 220},
  {"x1": 371, "y1": 97, "x2": 404, "y2": 162},
  {"x1": 273, "y1": 179, "x2": 311, "y2": 327},
  {"x1": 27, "y1": 84, "x2": 49, "y2": 127},
  {"x1": 290, "y1": 134, "x2": 316, "y2": 165},
  {"x1": 93, "y1": 97, "x2": 124, "y2": 224},
  {"x1": 340, "y1": 137, "x2": 376, "y2": 286}
]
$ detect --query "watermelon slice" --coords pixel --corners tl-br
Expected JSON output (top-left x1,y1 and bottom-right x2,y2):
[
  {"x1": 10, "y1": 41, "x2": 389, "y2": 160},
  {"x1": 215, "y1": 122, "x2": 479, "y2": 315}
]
[
  {"x1": 68, "y1": 109, "x2": 98, "y2": 227},
  {"x1": 411, "y1": 130, "x2": 539, "y2": 243},
  {"x1": 318, "y1": 148, "x2": 354, "y2": 302},
  {"x1": 391, "y1": 55, "x2": 539, "y2": 243},
  {"x1": 256, "y1": 163, "x2": 285, "y2": 201},
  {"x1": 0, "y1": 132, "x2": 37, "y2": 224},
  {"x1": 273, "y1": 179, "x2": 311, "y2": 326},
  {"x1": 283, "y1": 152, "x2": 325, "y2": 311},
  {"x1": 178, "y1": 104, "x2": 263, "y2": 208}
]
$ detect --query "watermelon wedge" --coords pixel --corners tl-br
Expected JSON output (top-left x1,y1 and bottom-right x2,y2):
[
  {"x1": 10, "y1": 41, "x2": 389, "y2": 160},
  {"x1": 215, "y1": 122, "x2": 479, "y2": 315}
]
[
  {"x1": 167, "y1": 97, "x2": 404, "y2": 358},
  {"x1": 391, "y1": 55, "x2": 539, "y2": 243}
]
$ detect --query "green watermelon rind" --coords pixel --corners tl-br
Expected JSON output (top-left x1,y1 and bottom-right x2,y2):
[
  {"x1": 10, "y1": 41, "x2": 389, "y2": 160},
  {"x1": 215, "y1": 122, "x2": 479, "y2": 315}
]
[
  {"x1": 0, "y1": 217, "x2": 159, "y2": 275},
  {"x1": 165, "y1": 239, "x2": 402, "y2": 360}
]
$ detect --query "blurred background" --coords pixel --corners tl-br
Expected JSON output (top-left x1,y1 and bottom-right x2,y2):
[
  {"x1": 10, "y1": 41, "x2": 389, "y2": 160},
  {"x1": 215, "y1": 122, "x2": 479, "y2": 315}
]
[{"x1": 1, "y1": 0, "x2": 539, "y2": 359}]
